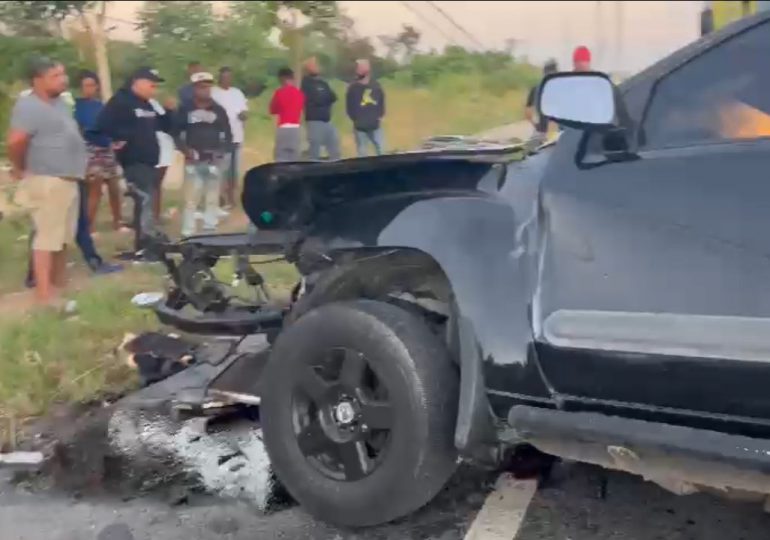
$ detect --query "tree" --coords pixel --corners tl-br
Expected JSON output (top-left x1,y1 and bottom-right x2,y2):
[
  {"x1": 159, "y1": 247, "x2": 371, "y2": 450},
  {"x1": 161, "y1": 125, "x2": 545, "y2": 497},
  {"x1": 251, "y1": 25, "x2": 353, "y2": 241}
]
[
  {"x1": 396, "y1": 24, "x2": 420, "y2": 60},
  {"x1": 0, "y1": 1, "x2": 95, "y2": 37},
  {"x1": 269, "y1": 1, "x2": 339, "y2": 77},
  {"x1": 0, "y1": 1, "x2": 114, "y2": 99},
  {"x1": 138, "y1": 1, "x2": 284, "y2": 93},
  {"x1": 379, "y1": 24, "x2": 421, "y2": 63},
  {"x1": 137, "y1": 1, "x2": 216, "y2": 43}
]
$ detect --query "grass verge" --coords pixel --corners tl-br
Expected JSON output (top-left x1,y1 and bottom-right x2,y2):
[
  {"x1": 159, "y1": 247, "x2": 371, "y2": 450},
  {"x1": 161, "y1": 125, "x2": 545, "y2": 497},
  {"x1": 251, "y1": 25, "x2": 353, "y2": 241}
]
[{"x1": 0, "y1": 269, "x2": 161, "y2": 441}]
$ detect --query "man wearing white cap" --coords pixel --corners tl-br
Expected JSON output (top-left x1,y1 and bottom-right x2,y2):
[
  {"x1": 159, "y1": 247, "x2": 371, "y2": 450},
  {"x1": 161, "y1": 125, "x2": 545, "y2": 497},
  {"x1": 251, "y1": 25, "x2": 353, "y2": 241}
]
[{"x1": 174, "y1": 71, "x2": 232, "y2": 237}]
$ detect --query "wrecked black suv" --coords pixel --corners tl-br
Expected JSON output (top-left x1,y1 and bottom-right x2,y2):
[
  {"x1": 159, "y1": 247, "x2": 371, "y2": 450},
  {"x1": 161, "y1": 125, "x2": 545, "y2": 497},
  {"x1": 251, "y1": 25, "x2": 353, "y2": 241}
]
[{"x1": 153, "y1": 13, "x2": 770, "y2": 527}]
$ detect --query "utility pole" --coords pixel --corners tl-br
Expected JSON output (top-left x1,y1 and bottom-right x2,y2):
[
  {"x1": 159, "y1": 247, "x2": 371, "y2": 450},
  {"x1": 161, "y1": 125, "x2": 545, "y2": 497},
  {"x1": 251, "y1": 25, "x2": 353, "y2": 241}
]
[
  {"x1": 615, "y1": 1, "x2": 623, "y2": 76},
  {"x1": 595, "y1": 1, "x2": 603, "y2": 69}
]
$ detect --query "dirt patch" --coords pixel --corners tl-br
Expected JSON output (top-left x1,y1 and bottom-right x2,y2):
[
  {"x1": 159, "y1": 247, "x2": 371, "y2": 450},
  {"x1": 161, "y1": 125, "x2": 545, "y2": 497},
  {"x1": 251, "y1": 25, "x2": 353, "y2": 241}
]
[{"x1": 11, "y1": 400, "x2": 119, "y2": 493}]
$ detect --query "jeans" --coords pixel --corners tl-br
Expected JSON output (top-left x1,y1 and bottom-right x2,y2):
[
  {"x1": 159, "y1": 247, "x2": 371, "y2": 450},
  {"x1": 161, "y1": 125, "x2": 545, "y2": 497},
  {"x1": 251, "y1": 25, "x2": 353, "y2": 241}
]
[
  {"x1": 223, "y1": 144, "x2": 241, "y2": 198},
  {"x1": 354, "y1": 128, "x2": 384, "y2": 157},
  {"x1": 307, "y1": 121, "x2": 341, "y2": 160},
  {"x1": 182, "y1": 162, "x2": 222, "y2": 237},
  {"x1": 274, "y1": 127, "x2": 302, "y2": 162},
  {"x1": 75, "y1": 181, "x2": 102, "y2": 266},
  {"x1": 123, "y1": 163, "x2": 158, "y2": 251}
]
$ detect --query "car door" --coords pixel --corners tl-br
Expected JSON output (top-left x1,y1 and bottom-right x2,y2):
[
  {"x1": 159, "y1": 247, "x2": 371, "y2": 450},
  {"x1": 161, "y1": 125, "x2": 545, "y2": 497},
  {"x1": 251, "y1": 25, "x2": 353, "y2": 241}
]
[{"x1": 536, "y1": 20, "x2": 770, "y2": 427}]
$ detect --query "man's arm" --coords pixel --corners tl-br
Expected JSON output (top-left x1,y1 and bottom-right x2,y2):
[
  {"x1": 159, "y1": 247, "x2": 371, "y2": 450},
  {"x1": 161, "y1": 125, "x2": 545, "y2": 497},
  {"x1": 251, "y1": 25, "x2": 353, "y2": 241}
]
[
  {"x1": 237, "y1": 89, "x2": 249, "y2": 121},
  {"x1": 97, "y1": 97, "x2": 132, "y2": 142},
  {"x1": 327, "y1": 81, "x2": 338, "y2": 105},
  {"x1": 6, "y1": 130, "x2": 29, "y2": 181},
  {"x1": 376, "y1": 83, "x2": 385, "y2": 118},
  {"x1": 7, "y1": 98, "x2": 38, "y2": 180},
  {"x1": 218, "y1": 105, "x2": 233, "y2": 153},
  {"x1": 156, "y1": 108, "x2": 174, "y2": 134},
  {"x1": 269, "y1": 90, "x2": 279, "y2": 116},
  {"x1": 173, "y1": 106, "x2": 191, "y2": 157},
  {"x1": 345, "y1": 85, "x2": 356, "y2": 120}
]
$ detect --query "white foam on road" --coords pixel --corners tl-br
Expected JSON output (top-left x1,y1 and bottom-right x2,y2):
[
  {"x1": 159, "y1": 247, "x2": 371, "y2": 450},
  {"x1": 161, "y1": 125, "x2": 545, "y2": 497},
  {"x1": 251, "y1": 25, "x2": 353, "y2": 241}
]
[
  {"x1": 463, "y1": 474, "x2": 538, "y2": 540},
  {"x1": 108, "y1": 409, "x2": 275, "y2": 509}
]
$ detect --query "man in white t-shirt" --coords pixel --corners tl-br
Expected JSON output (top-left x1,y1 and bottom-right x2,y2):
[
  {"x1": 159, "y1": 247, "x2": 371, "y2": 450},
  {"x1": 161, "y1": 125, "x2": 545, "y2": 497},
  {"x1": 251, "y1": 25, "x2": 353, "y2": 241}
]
[{"x1": 212, "y1": 67, "x2": 248, "y2": 209}]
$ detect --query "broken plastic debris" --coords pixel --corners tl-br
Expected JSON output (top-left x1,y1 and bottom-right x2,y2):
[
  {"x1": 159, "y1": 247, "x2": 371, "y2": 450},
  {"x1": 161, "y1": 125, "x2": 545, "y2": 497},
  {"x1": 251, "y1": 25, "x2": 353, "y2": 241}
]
[
  {"x1": 131, "y1": 292, "x2": 164, "y2": 307},
  {"x1": 0, "y1": 451, "x2": 44, "y2": 467}
]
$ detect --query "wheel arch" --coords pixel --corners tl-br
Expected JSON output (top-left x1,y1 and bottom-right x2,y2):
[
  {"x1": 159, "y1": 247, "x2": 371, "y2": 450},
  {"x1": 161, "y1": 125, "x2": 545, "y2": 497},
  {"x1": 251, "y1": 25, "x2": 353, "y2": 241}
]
[{"x1": 288, "y1": 246, "x2": 499, "y2": 463}]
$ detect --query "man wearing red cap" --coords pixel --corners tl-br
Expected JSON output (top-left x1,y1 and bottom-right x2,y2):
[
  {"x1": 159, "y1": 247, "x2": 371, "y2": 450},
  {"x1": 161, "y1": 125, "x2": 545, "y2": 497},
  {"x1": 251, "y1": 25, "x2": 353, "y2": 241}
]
[{"x1": 573, "y1": 46, "x2": 592, "y2": 72}]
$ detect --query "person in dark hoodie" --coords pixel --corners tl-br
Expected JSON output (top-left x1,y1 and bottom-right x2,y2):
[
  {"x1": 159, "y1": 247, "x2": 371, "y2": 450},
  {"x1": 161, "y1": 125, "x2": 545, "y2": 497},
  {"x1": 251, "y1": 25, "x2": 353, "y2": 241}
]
[
  {"x1": 96, "y1": 67, "x2": 172, "y2": 257},
  {"x1": 301, "y1": 57, "x2": 340, "y2": 160},
  {"x1": 346, "y1": 59, "x2": 385, "y2": 157},
  {"x1": 174, "y1": 71, "x2": 232, "y2": 237}
]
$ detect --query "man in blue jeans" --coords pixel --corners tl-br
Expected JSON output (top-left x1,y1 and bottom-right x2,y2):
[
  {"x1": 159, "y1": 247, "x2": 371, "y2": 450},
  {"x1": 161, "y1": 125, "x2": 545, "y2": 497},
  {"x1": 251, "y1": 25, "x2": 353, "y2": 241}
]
[
  {"x1": 301, "y1": 57, "x2": 340, "y2": 161},
  {"x1": 346, "y1": 59, "x2": 386, "y2": 157},
  {"x1": 175, "y1": 71, "x2": 232, "y2": 237}
]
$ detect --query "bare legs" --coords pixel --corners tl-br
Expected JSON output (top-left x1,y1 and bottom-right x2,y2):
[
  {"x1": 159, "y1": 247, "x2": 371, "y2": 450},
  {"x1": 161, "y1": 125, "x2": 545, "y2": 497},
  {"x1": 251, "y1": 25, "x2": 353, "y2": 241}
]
[{"x1": 32, "y1": 248, "x2": 67, "y2": 304}]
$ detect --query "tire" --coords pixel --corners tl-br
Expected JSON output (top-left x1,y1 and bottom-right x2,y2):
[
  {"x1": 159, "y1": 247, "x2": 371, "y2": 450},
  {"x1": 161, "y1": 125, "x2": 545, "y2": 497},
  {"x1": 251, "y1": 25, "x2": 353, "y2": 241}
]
[{"x1": 260, "y1": 299, "x2": 459, "y2": 527}]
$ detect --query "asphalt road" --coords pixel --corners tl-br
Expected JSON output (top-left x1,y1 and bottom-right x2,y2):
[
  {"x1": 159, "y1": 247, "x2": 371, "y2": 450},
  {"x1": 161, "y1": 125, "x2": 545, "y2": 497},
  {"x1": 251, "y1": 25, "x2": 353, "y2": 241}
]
[{"x1": 4, "y1": 461, "x2": 770, "y2": 540}]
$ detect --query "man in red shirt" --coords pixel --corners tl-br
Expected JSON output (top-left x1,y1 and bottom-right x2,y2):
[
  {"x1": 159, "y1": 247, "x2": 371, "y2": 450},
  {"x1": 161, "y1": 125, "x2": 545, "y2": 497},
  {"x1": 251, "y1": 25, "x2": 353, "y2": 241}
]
[{"x1": 269, "y1": 67, "x2": 304, "y2": 161}]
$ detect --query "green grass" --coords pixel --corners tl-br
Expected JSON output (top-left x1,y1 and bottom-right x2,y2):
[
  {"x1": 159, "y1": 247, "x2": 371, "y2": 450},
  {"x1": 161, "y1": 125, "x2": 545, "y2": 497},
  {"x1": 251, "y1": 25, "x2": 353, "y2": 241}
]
[
  {"x1": 0, "y1": 213, "x2": 31, "y2": 295},
  {"x1": 0, "y1": 272, "x2": 161, "y2": 423}
]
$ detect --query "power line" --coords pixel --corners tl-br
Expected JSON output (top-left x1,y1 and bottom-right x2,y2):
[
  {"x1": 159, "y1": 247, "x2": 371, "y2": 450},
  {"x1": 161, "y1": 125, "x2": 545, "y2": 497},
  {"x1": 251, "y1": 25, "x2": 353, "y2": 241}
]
[
  {"x1": 398, "y1": 1, "x2": 462, "y2": 48},
  {"x1": 424, "y1": 0, "x2": 485, "y2": 50}
]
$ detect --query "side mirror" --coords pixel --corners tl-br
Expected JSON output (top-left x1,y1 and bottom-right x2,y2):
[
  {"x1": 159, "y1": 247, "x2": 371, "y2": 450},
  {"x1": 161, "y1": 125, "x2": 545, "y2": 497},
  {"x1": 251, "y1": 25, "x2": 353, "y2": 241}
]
[{"x1": 539, "y1": 72, "x2": 617, "y2": 130}]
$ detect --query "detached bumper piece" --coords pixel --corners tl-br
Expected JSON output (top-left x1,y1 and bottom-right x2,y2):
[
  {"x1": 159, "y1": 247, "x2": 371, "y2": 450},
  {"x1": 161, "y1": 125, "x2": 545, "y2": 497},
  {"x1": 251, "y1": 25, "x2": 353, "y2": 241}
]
[
  {"x1": 509, "y1": 405, "x2": 770, "y2": 497},
  {"x1": 154, "y1": 303, "x2": 284, "y2": 336}
]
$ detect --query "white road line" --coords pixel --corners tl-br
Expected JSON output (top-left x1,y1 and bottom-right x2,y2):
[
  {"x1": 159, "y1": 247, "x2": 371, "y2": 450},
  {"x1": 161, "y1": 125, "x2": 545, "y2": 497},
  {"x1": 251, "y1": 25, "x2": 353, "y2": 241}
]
[{"x1": 463, "y1": 474, "x2": 538, "y2": 540}]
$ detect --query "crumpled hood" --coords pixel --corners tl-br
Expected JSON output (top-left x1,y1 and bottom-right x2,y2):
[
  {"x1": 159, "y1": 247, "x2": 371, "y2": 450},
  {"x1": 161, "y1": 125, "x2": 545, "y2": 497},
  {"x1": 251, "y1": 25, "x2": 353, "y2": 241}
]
[{"x1": 241, "y1": 147, "x2": 525, "y2": 232}]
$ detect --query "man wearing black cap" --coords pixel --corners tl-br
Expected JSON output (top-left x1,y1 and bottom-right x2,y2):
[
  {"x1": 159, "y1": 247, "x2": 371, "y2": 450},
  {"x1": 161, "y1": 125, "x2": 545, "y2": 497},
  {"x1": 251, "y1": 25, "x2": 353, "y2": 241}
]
[{"x1": 97, "y1": 67, "x2": 172, "y2": 257}]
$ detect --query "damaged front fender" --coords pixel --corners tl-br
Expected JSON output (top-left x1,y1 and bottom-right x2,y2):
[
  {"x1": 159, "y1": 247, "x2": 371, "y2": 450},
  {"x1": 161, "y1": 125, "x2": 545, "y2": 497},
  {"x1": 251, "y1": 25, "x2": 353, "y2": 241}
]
[{"x1": 242, "y1": 151, "x2": 553, "y2": 402}]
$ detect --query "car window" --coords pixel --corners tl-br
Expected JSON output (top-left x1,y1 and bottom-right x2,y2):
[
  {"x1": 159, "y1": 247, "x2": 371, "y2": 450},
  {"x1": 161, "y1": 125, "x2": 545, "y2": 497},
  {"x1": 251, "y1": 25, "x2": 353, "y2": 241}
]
[{"x1": 642, "y1": 21, "x2": 770, "y2": 149}]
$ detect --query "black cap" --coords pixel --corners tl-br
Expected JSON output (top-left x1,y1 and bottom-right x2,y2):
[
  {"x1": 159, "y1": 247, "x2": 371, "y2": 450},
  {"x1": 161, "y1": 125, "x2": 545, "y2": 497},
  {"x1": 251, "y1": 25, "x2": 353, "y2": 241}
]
[{"x1": 130, "y1": 67, "x2": 164, "y2": 83}]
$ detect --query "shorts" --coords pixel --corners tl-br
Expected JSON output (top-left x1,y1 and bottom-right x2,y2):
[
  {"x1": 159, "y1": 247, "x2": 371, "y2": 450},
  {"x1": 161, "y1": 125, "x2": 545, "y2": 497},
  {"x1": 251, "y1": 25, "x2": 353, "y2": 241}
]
[
  {"x1": 85, "y1": 144, "x2": 120, "y2": 185},
  {"x1": 15, "y1": 175, "x2": 79, "y2": 251}
]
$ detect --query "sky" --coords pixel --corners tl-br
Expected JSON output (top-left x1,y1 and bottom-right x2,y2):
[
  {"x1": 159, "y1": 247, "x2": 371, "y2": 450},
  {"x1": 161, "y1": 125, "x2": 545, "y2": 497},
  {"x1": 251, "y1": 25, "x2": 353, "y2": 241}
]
[{"x1": 106, "y1": 1, "x2": 703, "y2": 74}]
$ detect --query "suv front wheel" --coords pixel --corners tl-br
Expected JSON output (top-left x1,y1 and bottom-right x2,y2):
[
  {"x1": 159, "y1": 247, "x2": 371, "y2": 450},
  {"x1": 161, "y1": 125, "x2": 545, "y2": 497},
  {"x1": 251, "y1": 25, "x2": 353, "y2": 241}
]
[{"x1": 260, "y1": 300, "x2": 459, "y2": 527}]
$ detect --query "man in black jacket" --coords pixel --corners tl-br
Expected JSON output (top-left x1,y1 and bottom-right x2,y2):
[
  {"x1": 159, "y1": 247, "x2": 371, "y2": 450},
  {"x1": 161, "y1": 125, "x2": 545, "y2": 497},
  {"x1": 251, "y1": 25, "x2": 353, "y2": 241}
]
[
  {"x1": 174, "y1": 71, "x2": 232, "y2": 237},
  {"x1": 301, "y1": 57, "x2": 340, "y2": 160},
  {"x1": 97, "y1": 67, "x2": 171, "y2": 256},
  {"x1": 346, "y1": 59, "x2": 385, "y2": 157}
]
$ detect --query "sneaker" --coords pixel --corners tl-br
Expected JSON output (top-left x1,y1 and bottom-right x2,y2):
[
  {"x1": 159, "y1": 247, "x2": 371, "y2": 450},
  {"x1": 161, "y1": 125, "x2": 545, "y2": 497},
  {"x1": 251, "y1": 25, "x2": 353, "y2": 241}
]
[
  {"x1": 92, "y1": 262, "x2": 124, "y2": 276},
  {"x1": 215, "y1": 207, "x2": 230, "y2": 218},
  {"x1": 194, "y1": 211, "x2": 204, "y2": 221},
  {"x1": 116, "y1": 251, "x2": 160, "y2": 264}
]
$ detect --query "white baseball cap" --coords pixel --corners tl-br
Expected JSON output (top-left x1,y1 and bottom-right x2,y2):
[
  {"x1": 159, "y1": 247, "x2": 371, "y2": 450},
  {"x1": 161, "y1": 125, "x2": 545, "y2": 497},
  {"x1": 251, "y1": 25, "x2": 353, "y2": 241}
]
[{"x1": 190, "y1": 72, "x2": 214, "y2": 84}]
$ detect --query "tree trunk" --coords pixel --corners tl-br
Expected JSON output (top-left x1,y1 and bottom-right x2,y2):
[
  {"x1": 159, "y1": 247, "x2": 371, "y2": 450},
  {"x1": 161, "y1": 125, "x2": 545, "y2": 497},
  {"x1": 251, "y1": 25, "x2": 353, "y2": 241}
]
[
  {"x1": 82, "y1": 1, "x2": 113, "y2": 101},
  {"x1": 290, "y1": 10, "x2": 303, "y2": 80}
]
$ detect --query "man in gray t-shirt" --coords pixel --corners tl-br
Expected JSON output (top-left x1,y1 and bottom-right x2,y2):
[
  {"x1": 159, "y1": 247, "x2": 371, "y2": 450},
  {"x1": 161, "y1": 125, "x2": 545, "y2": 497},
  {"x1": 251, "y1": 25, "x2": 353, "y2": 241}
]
[{"x1": 6, "y1": 57, "x2": 87, "y2": 305}]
